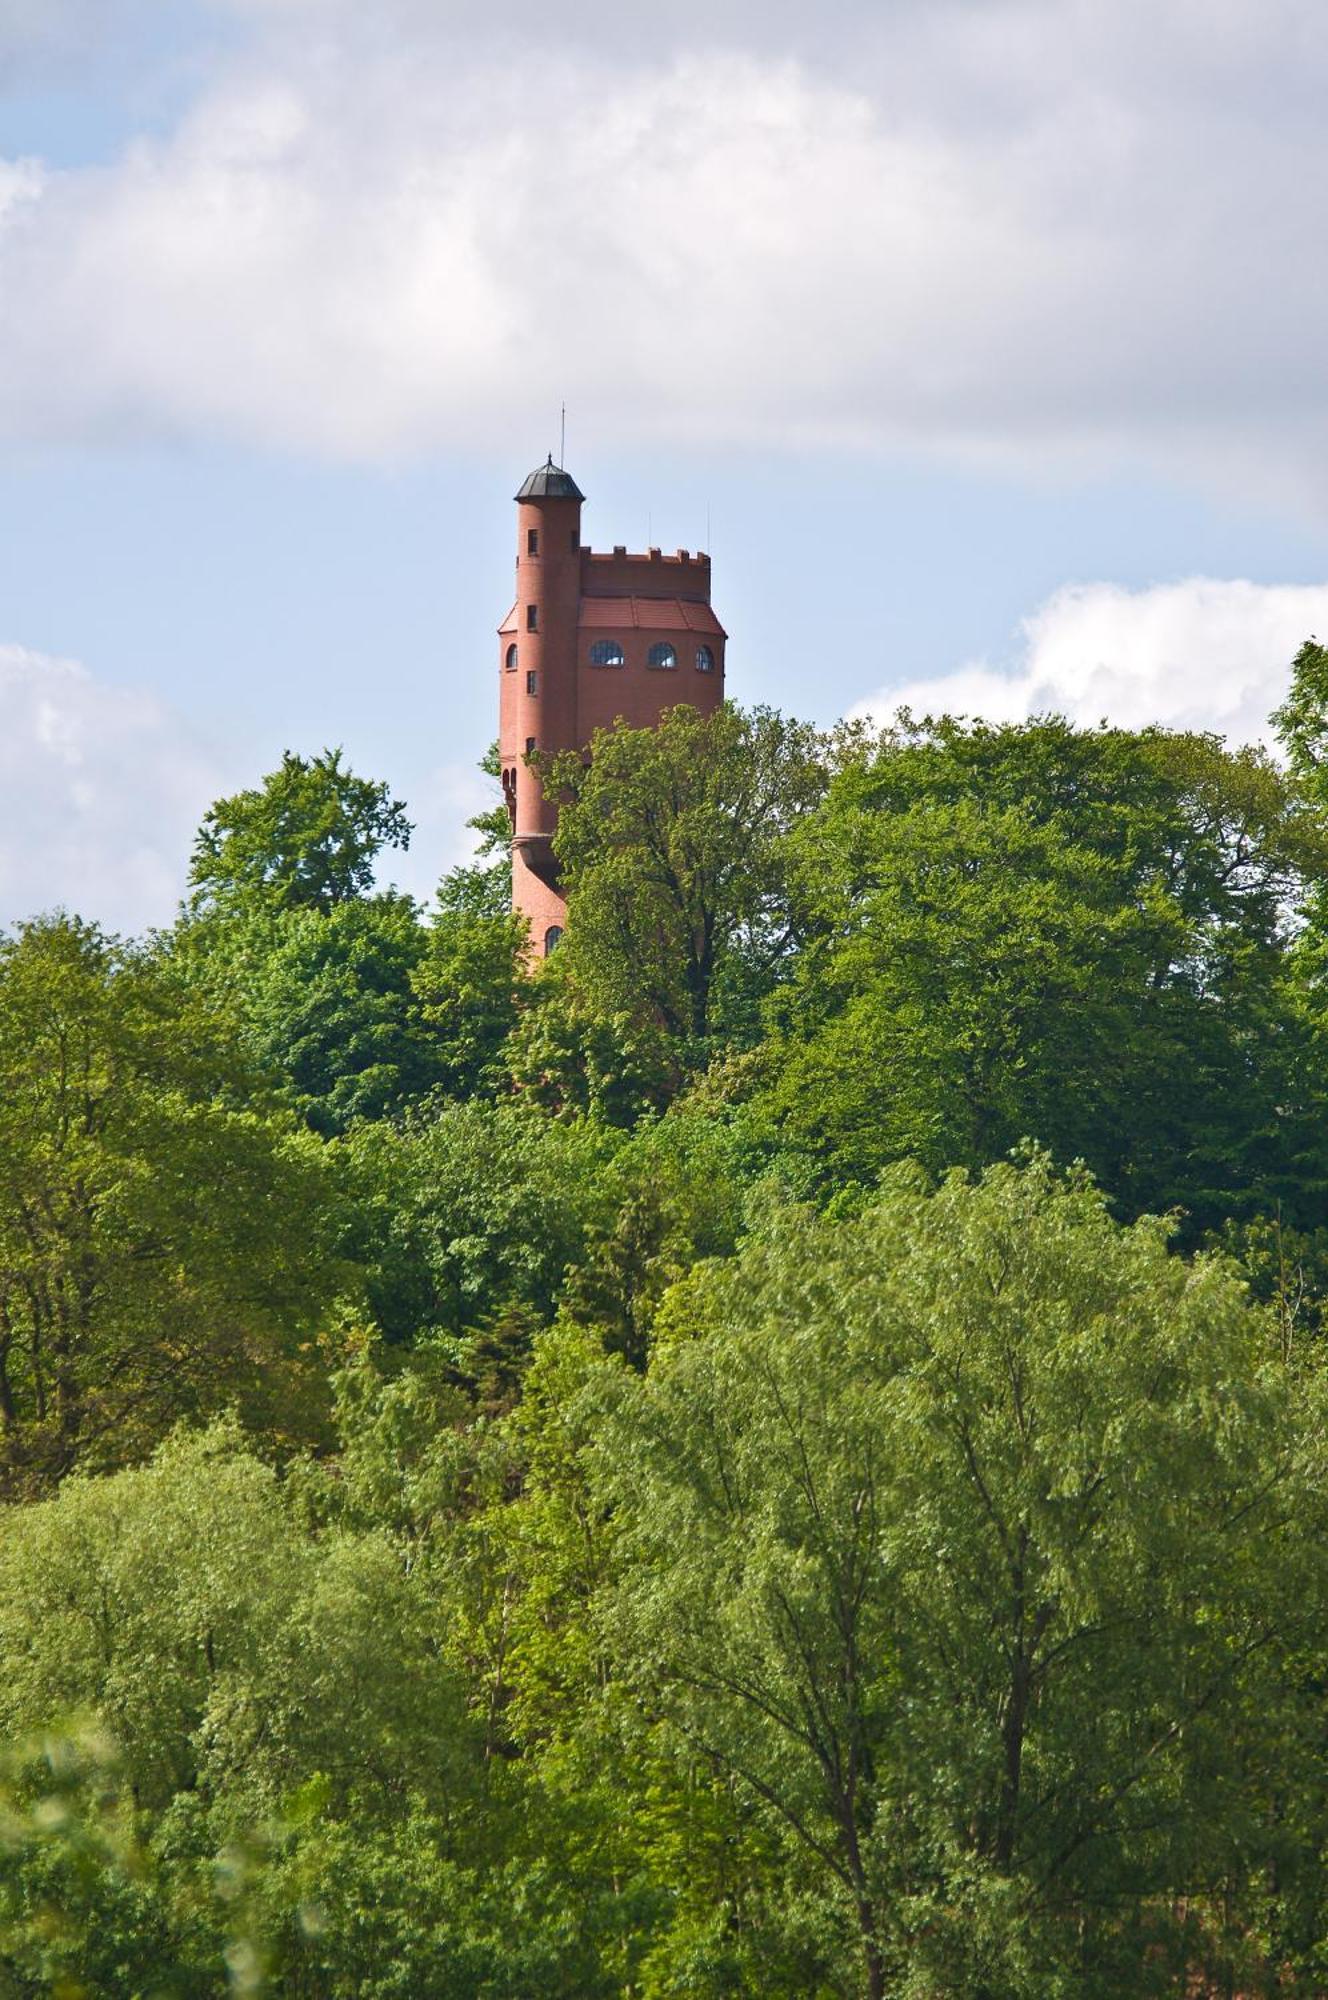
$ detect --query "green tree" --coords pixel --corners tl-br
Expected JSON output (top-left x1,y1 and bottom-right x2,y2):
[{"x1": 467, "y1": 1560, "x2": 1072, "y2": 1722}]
[
  {"x1": 0, "y1": 1421, "x2": 514, "y2": 1997},
  {"x1": 411, "y1": 865, "x2": 525, "y2": 1104},
  {"x1": 594, "y1": 1158, "x2": 1328, "y2": 1997},
  {"x1": 1271, "y1": 637, "x2": 1328, "y2": 785},
  {"x1": 209, "y1": 891, "x2": 440, "y2": 1136},
  {"x1": 0, "y1": 917, "x2": 339, "y2": 1491},
  {"x1": 188, "y1": 747, "x2": 412, "y2": 916},
  {"x1": 764, "y1": 716, "x2": 1325, "y2": 1225},
  {"x1": 339, "y1": 1100, "x2": 618, "y2": 1348},
  {"x1": 178, "y1": 751, "x2": 525, "y2": 1135},
  {"x1": 546, "y1": 704, "x2": 827, "y2": 1052}
]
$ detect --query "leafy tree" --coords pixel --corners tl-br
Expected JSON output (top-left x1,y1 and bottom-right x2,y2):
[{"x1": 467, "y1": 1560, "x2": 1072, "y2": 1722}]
[
  {"x1": 0, "y1": 916, "x2": 340, "y2": 1492},
  {"x1": 504, "y1": 953, "x2": 679, "y2": 1126},
  {"x1": 594, "y1": 1157, "x2": 1328, "y2": 1997},
  {"x1": 561, "y1": 1103, "x2": 754, "y2": 1366},
  {"x1": 1271, "y1": 637, "x2": 1328, "y2": 785},
  {"x1": 339, "y1": 1100, "x2": 618, "y2": 1347},
  {"x1": 207, "y1": 891, "x2": 440, "y2": 1136},
  {"x1": 411, "y1": 866, "x2": 526, "y2": 1104},
  {"x1": 546, "y1": 704, "x2": 828, "y2": 1051},
  {"x1": 0, "y1": 1421, "x2": 507, "y2": 1997},
  {"x1": 764, "y1": 717, "x2": 1326, "y2": 1225},
  {"x1": 188, "y1": 747, "x2": 412, "y2": 916},
  {"x1": 178, "y1": 750, "x2": 525, "y2": 1136},
  {"x1": 0, "y1": 1720, "x2": 199, "y2": 1997}
]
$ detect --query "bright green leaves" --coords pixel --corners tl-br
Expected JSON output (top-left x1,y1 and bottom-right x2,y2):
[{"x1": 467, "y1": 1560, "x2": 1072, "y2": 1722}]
[
  {"x1": 188, "y1": 748, "x2": 412, "y2": 918},
  {"x1": 548, "y1": 704, "x2": 827, "y2": 1052},
  {"x1": 762, "y1": 718, "x2": 1322, "y2": 1229},
  {"x1": 593, "y1": 1158, "x2": 1328, "y2": 1996},
  {"x1": 0, "y1": 918, "x2": 340, "y2": 1495}
]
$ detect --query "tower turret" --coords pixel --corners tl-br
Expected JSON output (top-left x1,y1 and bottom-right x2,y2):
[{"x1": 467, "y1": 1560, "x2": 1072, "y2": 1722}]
[{"x1": 500, "y1": 457, "x2": 584, "y2": 950}]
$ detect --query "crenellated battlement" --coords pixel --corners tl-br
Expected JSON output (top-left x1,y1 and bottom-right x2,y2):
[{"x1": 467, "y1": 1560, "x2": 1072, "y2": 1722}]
[{"x1": 581, "y1": 546, "x2": 712, "y2": 602}]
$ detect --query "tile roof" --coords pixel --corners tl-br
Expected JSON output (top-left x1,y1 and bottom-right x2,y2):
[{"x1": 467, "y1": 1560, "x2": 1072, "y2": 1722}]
[{"x1": 578, "y1": 596, "x2": 726, "y2": 638}]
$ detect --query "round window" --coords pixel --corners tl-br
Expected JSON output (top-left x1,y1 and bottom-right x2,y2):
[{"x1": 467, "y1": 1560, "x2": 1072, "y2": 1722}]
[
  {"x1": 589, "y1": 640, "x2": 625, "y2": 667},
  {"x1": 647, "y1": 643, "x2": 678, "y2": 670},
  {"x1": 695, "y1": 645, "x2": 715, "y2": 673},
  {"x1": 505, "y1": 643, "x2": 518, "y2": 671}
]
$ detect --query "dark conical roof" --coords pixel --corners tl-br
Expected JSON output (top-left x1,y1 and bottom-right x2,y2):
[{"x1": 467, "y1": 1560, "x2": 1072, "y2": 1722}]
[{"x1": 515, "y1": 455, "x2": 585, "y2": 502}]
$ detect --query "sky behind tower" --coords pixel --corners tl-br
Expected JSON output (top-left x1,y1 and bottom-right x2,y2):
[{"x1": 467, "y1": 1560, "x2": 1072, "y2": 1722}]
[{"x1": 4, "y1": 0, "x2": 1328, "y2": 928}]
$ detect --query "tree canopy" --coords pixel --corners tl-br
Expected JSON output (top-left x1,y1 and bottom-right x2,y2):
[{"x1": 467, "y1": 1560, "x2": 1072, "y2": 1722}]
[
  {"x1": 8, "y1": 665, "x2": 1328, "y2": 1994},
  {"x1": 188, "y1": 747, "x2": 413, "y2": 916}
]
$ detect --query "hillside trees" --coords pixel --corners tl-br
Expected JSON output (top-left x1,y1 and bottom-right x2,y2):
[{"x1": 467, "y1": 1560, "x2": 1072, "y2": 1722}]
[
  {"x1": 594, "y1": 1158, "x2": 1328, "y2": 1997},
  {"x1": 0, "y1": 918, "x2": 340, "y2": 1494},
  {"x1": 188, "y1": 747, "x2": 413, "y2": 916},
  {"x1": 177, "y1": 747, "x2": 523, "y2": 1133},
  {"x1": 545, "y1": 704, "x2": 828, "y2": 1054},
  {"x1": 760, "y1": 718, "x2": 1327, "y2": 1226},
  {"x1": 0, "y1": 1422, "x2": 570, "y2": 1998}
]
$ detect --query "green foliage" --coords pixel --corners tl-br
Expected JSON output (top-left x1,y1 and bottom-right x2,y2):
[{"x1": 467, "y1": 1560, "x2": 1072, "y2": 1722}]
[
  {"x1": 192, "y1": 893, "x2": 439, "y2": 1136},
  {"x1": 547, "y1": 704, "x2": 827, "y2": 1049},
  {"x1": 0, "y1": 1721, "x2": 193, "y2": 1999},
  {"x1": 0, "y1": 916, "x2": 340, "y2": 1494},
  {"x1": 9, "y1": 683, "x2": 1328, "y2": 1994},
  {"x1": 504, "y1": 953, "x2": 679, "y2": 1125},
  {"x1": 339, "y1": 1100, "x2": 619, "y2": 1346},
  {"x1": 176, "y1": 752, "x2": 524, "y2": 1137},
  {"x1": 763, "y1": 717, "x2": 1326, "y2": 1227},
  {"x1": 411, "y1": 867, "x2": 525, "y2": 1101},
  {"x1": 188, "y1": 748, "x2": 412, "y2": 917},
  {"x1": 1272, "y1": 637, "x2": 1328, "y2": 787},
  {"x1": 594, "y1": 1156, "x2": 1328, "y2": 1997},
  {"x1": 561, "y1": 1105, "x2": 753, "y2": 1365},
  {"x1": 0, "y1": 1422, "x2": 497, "y2": 1995}
]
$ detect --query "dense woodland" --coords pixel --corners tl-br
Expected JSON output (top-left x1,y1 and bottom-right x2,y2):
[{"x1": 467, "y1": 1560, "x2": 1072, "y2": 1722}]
[{"x1": 11, "y1": 645, "x2": 1328, "y2": 1994}]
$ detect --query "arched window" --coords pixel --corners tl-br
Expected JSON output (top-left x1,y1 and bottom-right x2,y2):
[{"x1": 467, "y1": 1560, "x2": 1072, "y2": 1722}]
[
  {"x1": 647, "y1": 643, "x2": 677, "y2": 670},
  {"x1": 589, "y1": 640, "x2": 625, "y2": 667},
  {"x1": 695, "y1": 645, "x2": 715, "y2": 673},
  {"x1": 505, "y1": 643, "x2": 518, "y2": 671},
  {"x1": 544, "y1": 925, "x2": 564, "y2": 954}
]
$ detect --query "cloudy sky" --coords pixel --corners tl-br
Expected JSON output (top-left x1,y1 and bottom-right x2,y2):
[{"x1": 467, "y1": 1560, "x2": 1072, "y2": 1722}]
[{"x1": 4, "y1": 0, "x2": 1328, "y2": 929}]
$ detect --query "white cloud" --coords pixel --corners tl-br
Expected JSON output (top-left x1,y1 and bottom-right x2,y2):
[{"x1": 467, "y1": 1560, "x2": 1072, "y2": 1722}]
[
  {"x1": 0, "y1": 642, "x2": 501, "y2": 931},
  {"x1": 0, "y1": 644, "x2": 225, "y2": 934},
  {"x1": 852, "y1": 579, "x2": 1328, "y2": 746},
  {"x1": 3, "y1": 2, "x2": 1328, "y2": 499}
]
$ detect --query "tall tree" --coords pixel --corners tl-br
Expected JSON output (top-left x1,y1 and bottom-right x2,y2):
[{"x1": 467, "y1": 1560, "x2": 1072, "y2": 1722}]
[
  {"x1": 0, "y1": 917, "x2": 339, "y2": 1491},
  {"x1": 546, "y1": 704, "x2": 827, "y2": 1050},
  {"x1": 594, "y1": 1157, "x2": 1328, "y2": 1998},
  {"x1": 764, "y1": 716, "x2": 1326, "y2": 1225},
  {"x1": 188, "y1": 747, "x2": 412, "y2": 916}
]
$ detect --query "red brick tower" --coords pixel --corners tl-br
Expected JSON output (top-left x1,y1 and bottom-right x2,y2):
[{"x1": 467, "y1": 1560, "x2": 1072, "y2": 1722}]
[{"x1": 498, "y1": 458, "x2": 727, "y2": 955}]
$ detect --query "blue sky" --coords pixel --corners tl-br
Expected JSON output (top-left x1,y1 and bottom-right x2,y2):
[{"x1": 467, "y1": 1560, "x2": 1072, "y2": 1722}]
[{"x1": 4, "y1": 0, "x2": 1328, "y2": 930}]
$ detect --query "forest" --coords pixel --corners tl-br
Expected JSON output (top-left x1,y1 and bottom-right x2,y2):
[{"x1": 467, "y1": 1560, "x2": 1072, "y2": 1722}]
[{"x1": 8, "y1": 644, "x2": 1328, "y2": 1997}]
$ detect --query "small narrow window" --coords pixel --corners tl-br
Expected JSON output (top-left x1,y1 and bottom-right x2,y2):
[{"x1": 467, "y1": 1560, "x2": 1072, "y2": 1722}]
[
  {"x1": 589, "y1": 640, "x2": 626, "y2": 667},
  {"x1": 527, "y1": 528, "x2": 539, "y2": 556},
  {"x1": 526, "y1": 604, "x2": 538, "y2": 631},
  {"x1": 525, "y1": 736, "x2": 537, "y2": 755},
  {"x1": 695, "y1": 645, "x2": 715, "y2": 673},
  {"x1": 570, "y1": 529, "x2": 579, "y2": 552},
  {"x1": 505, "y1": 643, "x2": 518, "y2": 672},
  {"x1": 544, "y1": 925, "x2": 564, "y2": 953},
  {"x1": 647, "y1": 642, "x2": 677, "y2": 670},
  {"x1": 526, "y1": 669, "x2": 537, "y2": 695}
]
